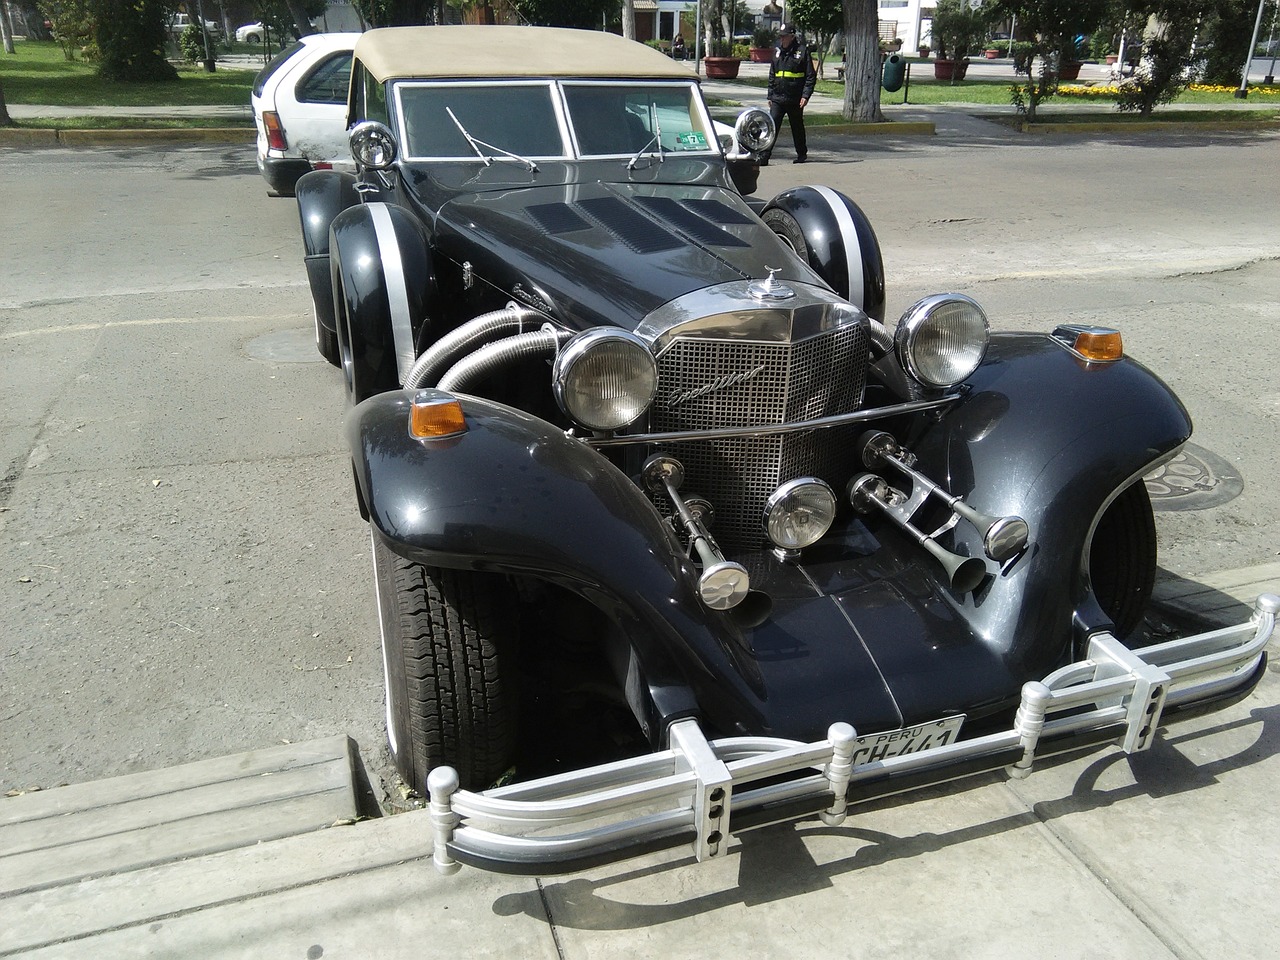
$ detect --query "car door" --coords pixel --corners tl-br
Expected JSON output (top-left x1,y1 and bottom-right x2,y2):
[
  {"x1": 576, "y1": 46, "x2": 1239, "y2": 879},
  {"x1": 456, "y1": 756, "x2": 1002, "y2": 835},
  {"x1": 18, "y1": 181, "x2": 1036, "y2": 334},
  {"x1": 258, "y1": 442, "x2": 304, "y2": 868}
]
[{"x1": 274, "y1": 48, "x2": 355, "y2": 165}]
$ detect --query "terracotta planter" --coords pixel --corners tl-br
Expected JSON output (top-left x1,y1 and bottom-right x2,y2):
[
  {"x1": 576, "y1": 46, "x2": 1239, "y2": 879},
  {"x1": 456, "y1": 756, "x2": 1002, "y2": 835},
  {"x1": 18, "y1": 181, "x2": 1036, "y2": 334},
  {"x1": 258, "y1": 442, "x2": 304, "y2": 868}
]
[
  {"x1": 933, "y1": 58, "x2": 969, "y2": 81},
  {"x1": 985, "y1": 48, "x2": 999, "y2": 59},
  {"x1": 703, "y1": 56, "x2": 741, "y2": 79},
  {"x1": 917, "y1": 47, "x2": 930, "y2": 58},
  {"x1": 1057, "y1": 60, "x2": 1083, "y2": 81},
  {"x1": 1105, "y1": 54, "x2": 1118, "y2": 64},
  {"x1": 749, "y1": 47, "x2": 772, "y2": 63}
]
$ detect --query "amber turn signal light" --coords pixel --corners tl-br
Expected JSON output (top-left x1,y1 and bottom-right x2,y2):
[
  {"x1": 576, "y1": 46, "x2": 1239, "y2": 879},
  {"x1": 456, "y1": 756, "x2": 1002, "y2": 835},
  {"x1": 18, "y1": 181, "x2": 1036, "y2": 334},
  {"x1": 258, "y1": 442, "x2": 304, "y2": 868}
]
[
  {"x1": 410, "y1": 394, "x2": 467, "y2": 439},
  {"x1": 1052, "y1": 324, "x2": 1123, "y2": 362}
]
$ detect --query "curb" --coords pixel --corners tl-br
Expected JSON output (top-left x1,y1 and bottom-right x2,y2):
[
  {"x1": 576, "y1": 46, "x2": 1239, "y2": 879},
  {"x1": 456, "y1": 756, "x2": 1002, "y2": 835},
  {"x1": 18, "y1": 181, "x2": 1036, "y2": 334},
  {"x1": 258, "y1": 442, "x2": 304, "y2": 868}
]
[
  {"x1": 0, "y1": 127, "x2": 254, "y2": 146},
  {"x1": 1002, "y1": 118, "x2": 1280, "y2": 134}
]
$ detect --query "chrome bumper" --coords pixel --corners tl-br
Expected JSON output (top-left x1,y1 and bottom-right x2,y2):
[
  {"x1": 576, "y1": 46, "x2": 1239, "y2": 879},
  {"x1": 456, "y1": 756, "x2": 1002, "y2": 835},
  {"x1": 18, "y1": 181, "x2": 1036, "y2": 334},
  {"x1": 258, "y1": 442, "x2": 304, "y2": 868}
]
[{"x1": 426, "y1": 594, "x2": 1277, "y2": 876}]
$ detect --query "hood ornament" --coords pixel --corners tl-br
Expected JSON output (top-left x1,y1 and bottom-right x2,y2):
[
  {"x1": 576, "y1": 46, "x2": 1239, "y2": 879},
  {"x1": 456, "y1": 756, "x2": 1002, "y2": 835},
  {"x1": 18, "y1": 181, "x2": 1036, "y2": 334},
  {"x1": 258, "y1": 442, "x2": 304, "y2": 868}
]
[{"x1": 748, "y1": 266, "x2": 795, "y2": 302}]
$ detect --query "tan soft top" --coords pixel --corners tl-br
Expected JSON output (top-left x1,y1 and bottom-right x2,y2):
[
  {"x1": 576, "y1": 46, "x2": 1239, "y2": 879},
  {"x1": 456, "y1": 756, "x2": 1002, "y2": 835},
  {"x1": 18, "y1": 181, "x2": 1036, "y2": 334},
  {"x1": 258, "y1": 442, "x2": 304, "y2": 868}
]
[{"x1": 355, "y1": 25, "x2": 697, "y2": 83}]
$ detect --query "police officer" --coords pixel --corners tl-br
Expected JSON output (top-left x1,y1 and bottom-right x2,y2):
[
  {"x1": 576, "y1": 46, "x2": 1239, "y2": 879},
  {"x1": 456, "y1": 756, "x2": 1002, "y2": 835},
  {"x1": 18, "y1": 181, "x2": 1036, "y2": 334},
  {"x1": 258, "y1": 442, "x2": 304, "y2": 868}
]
[{"x1": 760, "y1": 23, "x2": 817, "y2": 165}]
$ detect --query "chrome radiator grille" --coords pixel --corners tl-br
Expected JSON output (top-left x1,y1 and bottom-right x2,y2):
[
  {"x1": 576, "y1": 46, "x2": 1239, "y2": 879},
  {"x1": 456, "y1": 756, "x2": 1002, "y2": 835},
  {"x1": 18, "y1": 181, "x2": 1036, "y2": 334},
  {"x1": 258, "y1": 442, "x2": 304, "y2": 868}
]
[{"x1": 649, "y1": 322, "x2": 869, "y2": 551}]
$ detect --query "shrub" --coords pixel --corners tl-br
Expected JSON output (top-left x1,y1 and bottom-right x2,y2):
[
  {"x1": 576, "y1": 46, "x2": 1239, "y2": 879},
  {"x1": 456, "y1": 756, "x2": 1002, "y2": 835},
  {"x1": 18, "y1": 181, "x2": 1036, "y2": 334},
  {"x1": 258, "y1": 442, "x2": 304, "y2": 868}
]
[{"x1": 752, "y1": 26, "x2": 777, "y2": 48}]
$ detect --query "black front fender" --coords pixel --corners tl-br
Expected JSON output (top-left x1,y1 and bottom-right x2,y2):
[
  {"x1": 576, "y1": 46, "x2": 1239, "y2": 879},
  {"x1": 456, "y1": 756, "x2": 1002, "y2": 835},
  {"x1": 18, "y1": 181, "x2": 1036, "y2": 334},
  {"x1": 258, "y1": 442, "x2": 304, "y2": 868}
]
[
  {"x1": 348, "y1": 391, "x2": 777, "y2": 740},
  {"x1": 914, "y1": 334, "x2": 1191, "y2": 668},
  {"x1": 296, "y1": 170, "x2": 360, "y2": 335}
]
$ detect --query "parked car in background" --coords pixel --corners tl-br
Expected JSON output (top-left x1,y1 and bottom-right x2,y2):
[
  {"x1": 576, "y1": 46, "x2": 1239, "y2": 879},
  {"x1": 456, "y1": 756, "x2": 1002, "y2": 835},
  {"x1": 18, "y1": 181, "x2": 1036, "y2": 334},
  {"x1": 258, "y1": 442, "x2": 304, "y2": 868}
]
[
  {"x1": 293, "y1": 25, "x2": 1273, "y2": 878},
  {"x1": 250, "y1": 33, "x2": 361, "y2": 196},
  {"x1": 167, "y1": 12, "x2": 220, "y2": 38},
  {"x1": 236, "y1": 20, "x2": 266, "y2": 43}
]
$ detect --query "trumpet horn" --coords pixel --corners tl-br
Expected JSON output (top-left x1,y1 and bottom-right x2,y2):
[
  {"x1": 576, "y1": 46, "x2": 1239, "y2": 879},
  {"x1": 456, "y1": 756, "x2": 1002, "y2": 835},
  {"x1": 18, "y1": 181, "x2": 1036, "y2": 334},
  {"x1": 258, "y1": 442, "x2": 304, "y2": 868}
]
[
  {"x1": 858, "y1": 430, "x2": 1029, "y2": 562},
  {"x1": 848, "y1": 473, "x2": 988, "y2": 594}
]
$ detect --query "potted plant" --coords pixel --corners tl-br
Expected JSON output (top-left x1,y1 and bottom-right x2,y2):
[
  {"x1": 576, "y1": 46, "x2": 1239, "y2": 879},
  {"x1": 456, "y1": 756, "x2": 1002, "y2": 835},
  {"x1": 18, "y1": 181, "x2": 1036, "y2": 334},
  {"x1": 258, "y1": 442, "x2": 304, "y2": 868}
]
[
  {"x1": 1056, "y1": 35, "x2": 1085, "y2": 80},
  {"x1": 985, "y1": 47, "x2": 1000, "y2": 58},
  {"x1": 930, "y1": 0, "x2": 989, "y2": 81},
  {"x1": 750, "y1": 26, "x2": 776, "y2": 63},
  {"x1": 704, "y1": 37, "x2": 741, "y2": 79},
  {"x1": 918, "y1": 43, "x2": 931, "y2": 57}
]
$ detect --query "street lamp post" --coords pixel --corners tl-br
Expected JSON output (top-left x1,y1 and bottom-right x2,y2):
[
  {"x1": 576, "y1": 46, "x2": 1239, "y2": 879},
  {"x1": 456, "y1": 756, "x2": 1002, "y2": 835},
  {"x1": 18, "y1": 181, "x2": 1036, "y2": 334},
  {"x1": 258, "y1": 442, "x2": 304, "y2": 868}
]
[{"x1": 1235, "y1": 0, "x2": 1268, "y2": 98}]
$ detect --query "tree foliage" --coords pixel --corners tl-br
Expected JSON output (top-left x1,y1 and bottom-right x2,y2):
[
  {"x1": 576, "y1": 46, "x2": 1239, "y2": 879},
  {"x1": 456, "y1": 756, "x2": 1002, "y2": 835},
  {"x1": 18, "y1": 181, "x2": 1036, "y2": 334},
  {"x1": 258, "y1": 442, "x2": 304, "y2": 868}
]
[
  {"x1": 38, "y1": 0, "x2": 94, "y2": 59},
  {"x1": 1115, "y1": 9, "x2": 1200, "y2": 114},
  {"x1": 351, "y1": 0, "x2": 438, "y2": 26},
  {"x1": 789, "y1": 0, "x2": 840, "y2": 73},
  {"x1": 988, "y1": 0, "x2": 1107, "y2": 118},
  {"x1": 1197, "y1": 0, "x2": 1260, "y2": 85},
  {"x1": 503, "y1": 0, "x2": 614, "y2": 27},
  {"x1": 94, "y1": 0, "x2": 176, "y2": 82}
]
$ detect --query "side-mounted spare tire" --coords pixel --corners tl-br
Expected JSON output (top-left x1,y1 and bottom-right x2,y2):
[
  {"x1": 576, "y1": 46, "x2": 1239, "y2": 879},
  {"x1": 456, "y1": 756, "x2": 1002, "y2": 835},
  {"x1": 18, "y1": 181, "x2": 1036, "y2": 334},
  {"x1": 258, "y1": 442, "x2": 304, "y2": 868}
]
[
  {"x1": 371, "y1": 535, "x2": 519, "y2": 795},
  {"x1": 296, "y1": 170, "x2": 361, "y2": 366},
  {"x1": 330, "y1": 202, "x2": 437, "y2": 405},
  {"x1": 761, "y1": 186, "x2": 887, "y2": 323}
]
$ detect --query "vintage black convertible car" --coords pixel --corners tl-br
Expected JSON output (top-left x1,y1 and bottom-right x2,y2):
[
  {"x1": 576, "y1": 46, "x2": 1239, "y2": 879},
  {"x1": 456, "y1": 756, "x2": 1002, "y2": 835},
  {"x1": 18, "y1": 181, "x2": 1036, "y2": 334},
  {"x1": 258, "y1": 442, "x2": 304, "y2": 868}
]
[{"x1": 295, "y1": 26, "x2": 1274, "y2": 875}]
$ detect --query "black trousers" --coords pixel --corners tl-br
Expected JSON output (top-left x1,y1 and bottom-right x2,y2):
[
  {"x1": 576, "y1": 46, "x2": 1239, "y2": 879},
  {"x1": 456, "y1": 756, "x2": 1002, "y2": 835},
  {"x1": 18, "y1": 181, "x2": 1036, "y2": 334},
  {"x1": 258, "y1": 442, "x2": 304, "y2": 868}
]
[{"x1": 764, "y1": 99, "x2": 807, "y2": 161}]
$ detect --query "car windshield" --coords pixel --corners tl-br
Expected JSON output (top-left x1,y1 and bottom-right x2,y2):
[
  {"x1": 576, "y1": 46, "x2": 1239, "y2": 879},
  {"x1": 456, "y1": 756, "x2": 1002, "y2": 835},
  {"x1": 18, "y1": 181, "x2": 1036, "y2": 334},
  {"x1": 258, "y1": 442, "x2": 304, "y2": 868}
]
[
  {"x1": 395, "y1": 82, "x2": 568, "y2": 160},
  {"x1": 562, "y1": 82, "x2": 712, "y2": 158}
]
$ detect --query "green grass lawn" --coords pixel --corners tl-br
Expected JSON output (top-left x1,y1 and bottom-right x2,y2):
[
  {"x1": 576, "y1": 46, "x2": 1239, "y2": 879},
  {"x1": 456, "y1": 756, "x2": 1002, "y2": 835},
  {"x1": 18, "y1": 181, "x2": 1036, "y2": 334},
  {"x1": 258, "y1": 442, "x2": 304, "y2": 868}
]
[
  {"x1": 1, "y1": 39, "x2": 257, "y2": 107},
  {"x1": 15, "y1": 115, "x2": 255, "y2": 129}
]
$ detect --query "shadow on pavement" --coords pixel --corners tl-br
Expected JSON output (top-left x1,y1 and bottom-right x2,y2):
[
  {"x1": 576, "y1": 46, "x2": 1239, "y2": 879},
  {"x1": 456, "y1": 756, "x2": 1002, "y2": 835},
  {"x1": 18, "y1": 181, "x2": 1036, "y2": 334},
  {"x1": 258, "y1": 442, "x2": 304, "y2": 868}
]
[{"x1": 491, "y1": 699, "x2": 1278, "y2": 929}]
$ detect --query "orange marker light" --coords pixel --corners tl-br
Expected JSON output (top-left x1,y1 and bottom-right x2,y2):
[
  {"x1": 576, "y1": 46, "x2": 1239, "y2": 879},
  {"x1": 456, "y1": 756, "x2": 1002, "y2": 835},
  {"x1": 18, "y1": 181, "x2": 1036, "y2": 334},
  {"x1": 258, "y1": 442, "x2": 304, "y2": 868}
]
[
  {"x1": 410, "y1": 395, "x2": 467, "y2": 439},
  {"x1": 1072, "y1": 329, "x2": 1124, "y2": 361}
]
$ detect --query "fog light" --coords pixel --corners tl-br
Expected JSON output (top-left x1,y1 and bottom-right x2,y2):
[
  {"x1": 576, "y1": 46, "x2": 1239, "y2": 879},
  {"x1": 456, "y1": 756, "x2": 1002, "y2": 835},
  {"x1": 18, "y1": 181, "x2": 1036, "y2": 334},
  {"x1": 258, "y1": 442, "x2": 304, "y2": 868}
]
[{"x1": 764, "y1": 478, "x2": 837, "y2": 550}]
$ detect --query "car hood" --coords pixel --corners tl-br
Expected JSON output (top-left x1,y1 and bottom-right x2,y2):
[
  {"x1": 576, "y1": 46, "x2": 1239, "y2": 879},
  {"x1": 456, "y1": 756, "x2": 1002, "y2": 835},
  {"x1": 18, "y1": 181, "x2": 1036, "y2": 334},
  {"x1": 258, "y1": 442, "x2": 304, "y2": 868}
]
[{"x1": 427, "y1": 177, "x2": 824, "y2": 330}]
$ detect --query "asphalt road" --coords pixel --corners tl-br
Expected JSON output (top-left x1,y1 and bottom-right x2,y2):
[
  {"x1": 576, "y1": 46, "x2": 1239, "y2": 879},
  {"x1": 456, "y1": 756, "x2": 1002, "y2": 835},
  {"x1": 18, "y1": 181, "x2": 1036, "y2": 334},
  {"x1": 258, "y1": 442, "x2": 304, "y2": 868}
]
[{"x1": 1, "y1": 126, "x2": 1277, "y2": 804}]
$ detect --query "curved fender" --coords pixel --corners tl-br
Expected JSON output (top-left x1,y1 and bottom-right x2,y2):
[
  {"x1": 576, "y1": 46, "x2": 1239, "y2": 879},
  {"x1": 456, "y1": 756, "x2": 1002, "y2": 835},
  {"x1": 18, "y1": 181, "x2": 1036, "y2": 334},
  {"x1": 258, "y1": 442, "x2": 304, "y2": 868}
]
[
  {"x1": 904, "y1": 333, "x2": 1191, "y2": 682},
  {"x1": 348, "y1": 391, "x2": 774, "y2": 741},
  {"x1": 762, "y1": 185, "x2": 886, "y2": 323},
  {"x1": 330, "y1": 202, "x2": 437, "y2": 402},
  {"x1": 296, "y1": 170, "x2": 360, "y2": 335}
]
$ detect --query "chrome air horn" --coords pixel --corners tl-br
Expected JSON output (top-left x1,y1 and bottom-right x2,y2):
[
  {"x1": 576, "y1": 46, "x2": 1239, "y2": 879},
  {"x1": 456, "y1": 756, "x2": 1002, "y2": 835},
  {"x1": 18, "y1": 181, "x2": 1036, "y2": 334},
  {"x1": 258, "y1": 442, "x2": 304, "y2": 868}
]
[
  {"x1": 848, "y1": 432, "x2": 1031, "y2": 594},
  {"x1": 643, "y1": 454, "x2": 750, "y2": 611}
]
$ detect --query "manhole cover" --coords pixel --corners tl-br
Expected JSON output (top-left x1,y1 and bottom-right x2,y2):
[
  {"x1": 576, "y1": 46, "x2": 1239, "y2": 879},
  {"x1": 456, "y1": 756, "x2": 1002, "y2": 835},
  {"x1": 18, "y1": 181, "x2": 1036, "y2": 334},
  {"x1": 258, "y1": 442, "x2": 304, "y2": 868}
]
[
  {"x1": 1144, "y1": 443, "x2": 1242, "y2": 512},
  {"x1": 246, "y1": 328, "x2": 322, "y2": 363}
]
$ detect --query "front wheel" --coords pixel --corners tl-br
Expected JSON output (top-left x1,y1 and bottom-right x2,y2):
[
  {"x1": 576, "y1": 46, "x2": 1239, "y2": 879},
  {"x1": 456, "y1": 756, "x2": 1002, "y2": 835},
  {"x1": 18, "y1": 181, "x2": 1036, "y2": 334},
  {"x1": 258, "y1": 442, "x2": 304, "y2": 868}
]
[
  {"x1": 371, "y1": 535, "x2": 519, "y2": 794},
  {"x1": 1089, "y1": 481, "x2": 1157, "y2": 640}
]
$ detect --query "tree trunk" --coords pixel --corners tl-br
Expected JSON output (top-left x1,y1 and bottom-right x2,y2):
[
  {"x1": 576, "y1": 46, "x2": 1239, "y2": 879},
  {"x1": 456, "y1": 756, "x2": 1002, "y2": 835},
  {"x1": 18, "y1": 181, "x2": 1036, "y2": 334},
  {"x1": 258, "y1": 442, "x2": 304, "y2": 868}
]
[
  {"x1": 0, "y1": 77, "x2": 13, "y2": 126},
  {"x1": 284, "y1": 0, "x2": 316, "y2": 36},
  {"x1": 621, "y1": 0, "x2": 635, "y2": 40},
  {"x1": 841, "y1": 0, "x2": 884, "y2": 122},
  {"x1": 1, "y1": 0, "x2": 15, "y2": 55}
]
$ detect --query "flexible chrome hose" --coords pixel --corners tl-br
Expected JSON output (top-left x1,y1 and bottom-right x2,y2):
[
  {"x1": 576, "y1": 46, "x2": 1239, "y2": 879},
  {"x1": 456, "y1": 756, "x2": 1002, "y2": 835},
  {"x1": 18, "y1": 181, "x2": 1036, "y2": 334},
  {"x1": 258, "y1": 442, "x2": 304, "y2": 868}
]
[
  {"x1": 436, "y1": 328, "x2": 573, "y2": 393},
  {"x1": 867, "y1": 318, "x2": 894, "y2": 357},
  {"x1": 404, "y1": 303, "x2": 542, "y2": 389}
]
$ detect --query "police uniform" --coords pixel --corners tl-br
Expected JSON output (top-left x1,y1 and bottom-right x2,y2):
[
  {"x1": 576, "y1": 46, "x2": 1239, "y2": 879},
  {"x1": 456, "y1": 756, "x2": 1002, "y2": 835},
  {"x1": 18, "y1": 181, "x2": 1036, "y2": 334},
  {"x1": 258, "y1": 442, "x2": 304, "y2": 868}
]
[{"x1": 761, "y1": 25, "x2": 817, "y2": 164}]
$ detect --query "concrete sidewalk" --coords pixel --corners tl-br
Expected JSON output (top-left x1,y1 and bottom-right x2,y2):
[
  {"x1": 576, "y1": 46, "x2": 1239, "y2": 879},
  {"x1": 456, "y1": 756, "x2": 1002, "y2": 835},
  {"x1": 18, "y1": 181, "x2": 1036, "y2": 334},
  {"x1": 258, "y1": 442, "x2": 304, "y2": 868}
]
[{"x1": 2, "y1": 575, "x2": 1276, "y2": 959}]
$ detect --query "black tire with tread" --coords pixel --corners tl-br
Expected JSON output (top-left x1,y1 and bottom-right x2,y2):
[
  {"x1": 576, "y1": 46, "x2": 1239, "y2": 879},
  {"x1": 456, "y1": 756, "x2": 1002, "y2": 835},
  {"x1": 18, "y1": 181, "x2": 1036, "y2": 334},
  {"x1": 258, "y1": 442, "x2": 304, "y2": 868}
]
[
  {"x1": 1090, "y1": 481, "x2": 1157, "y2": 640},
  {"x1": 762, "y1": 207, "x2": 810, "y2": 262},
  {"x1": 372, "y1": 536, "x2": 518, "y2": 794}
]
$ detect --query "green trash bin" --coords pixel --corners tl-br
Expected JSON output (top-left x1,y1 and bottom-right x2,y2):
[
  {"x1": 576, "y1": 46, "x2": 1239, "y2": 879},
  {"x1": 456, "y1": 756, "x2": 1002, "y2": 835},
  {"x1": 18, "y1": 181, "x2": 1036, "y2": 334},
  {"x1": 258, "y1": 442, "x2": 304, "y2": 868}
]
[{"x1": 882, "y1": 53, "x2": 905, "y2": 92}]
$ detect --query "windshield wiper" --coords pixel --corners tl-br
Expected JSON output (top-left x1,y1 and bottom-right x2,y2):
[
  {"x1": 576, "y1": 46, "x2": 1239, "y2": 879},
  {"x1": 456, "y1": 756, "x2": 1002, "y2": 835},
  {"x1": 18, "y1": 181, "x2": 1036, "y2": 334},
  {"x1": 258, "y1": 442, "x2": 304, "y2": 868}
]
[
  {"x1": 446, "y1": 107, "x2": 538, "y2": 172},
  {"x1": 626, "y1": 103, "x2": 665, "y2": 171}
]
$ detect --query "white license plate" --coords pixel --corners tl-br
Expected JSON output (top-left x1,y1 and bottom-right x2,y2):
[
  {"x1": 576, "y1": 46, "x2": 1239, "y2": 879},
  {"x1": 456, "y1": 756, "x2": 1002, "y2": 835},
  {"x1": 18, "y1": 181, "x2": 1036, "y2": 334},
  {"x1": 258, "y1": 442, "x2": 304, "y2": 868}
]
[{"x1": 847, "y1": 715, "x2": 965, "y2": 766}]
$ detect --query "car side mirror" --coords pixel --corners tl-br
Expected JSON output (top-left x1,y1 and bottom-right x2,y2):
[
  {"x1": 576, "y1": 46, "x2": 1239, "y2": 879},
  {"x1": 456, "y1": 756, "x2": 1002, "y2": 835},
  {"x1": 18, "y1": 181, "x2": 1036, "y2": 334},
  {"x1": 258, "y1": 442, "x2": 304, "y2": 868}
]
[{"x1": 349, "y1": 120, "x2": 398, "y2": 170}]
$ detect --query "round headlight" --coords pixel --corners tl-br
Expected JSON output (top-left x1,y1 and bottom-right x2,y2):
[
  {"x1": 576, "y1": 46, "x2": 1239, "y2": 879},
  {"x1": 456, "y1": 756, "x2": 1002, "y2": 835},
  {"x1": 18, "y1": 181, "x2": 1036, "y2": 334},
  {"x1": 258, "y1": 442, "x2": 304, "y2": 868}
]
[
  {"x1": 734, "y1": 108, "x2": 776, "y2": 153},
  {"x1": 764, "y1": 478, "x2": 837, "y2": 550},
  {"x1": 895, "y1": 294, "x2": 990, "y2": 389},
  {"x1": 553, "y1": 329, "x2": 657, "y2": 432},
  {"x1": 349, "y1": 120, "x2": 398, "y2": 170}
]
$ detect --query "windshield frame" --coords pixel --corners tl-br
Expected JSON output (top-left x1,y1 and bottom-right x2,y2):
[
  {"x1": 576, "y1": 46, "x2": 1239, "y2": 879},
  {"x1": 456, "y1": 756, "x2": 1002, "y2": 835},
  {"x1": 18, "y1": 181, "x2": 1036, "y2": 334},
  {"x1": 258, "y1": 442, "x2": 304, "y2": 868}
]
[
  {"x1": 558, "y1": 79, "x2": 718, "y2": 161},
  {"x1": 388, "y1": 78, "x2": 717, "y2": 163},
  {"x1": 392, "y1": 79, "x2": 573, "y2": 163}
]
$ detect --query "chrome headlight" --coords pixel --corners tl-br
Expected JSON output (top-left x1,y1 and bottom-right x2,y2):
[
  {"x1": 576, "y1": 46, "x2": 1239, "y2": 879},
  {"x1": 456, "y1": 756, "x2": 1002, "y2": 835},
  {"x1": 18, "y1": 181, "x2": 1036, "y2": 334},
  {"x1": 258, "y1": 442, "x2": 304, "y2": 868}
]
[
  {"x1": 553, "y1": 328, "x2": 657, "y2": 432},
  {"x1": 734, "y1": 108, "x2": 776, "y2": 153},
  {"x1": 764, "y1": 478, "x2": 837, "y2": 550},
  {"x1": 895, "y1": 294, "x2": 990, "y2": 389},
  {"x1": 349, "y1": 120, "x2": 398, "y2": 170}
]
